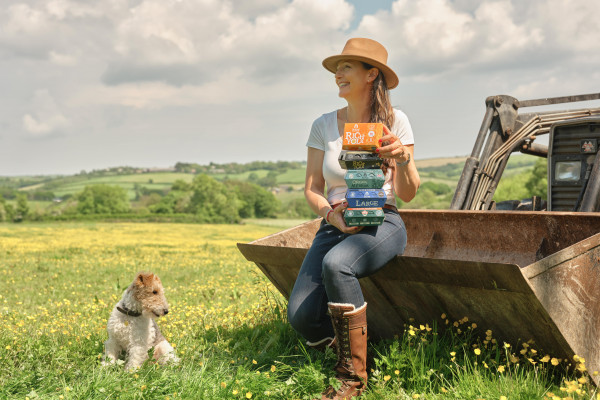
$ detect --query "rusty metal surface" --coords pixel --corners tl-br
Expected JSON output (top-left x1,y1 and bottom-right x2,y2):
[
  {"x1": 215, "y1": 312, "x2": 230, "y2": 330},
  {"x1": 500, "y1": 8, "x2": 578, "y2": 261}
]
[
  {"x1": 519, "y1": 93, "x2": 600, "y2": 108},
  {"x1": 237, "y1": 210, "x2": 600, "y2": 383},
  {"x1": 524, "y1": 232, "x2": 600, "y2": 381}
]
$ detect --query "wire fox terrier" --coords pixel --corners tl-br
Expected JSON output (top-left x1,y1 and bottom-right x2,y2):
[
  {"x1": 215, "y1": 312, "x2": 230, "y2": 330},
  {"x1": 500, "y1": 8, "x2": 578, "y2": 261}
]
[{"x1": 102, "y1": 272, "x2": 179, "y2": 370}]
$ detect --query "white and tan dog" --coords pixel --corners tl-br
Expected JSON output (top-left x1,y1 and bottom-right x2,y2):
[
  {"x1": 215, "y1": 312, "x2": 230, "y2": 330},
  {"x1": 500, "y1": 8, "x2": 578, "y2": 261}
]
[{"x1": 102, "y1": 272, "x2": 179, "y2": 370}]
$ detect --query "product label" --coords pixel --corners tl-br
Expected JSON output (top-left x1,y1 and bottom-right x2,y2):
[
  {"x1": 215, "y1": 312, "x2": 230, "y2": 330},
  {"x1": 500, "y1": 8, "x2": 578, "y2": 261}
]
[
  {"x1": 344, "y1": 208, "x2": 385, "y2": 226},
  {"x1": 342, "y1": 123, "x2": 384, "y2": 151}
]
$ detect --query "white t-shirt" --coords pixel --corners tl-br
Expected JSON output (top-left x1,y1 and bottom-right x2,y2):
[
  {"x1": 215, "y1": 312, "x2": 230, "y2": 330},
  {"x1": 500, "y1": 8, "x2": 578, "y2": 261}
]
[{"x1": 306, "y1": 108, "x2": 415, "y2": 206}]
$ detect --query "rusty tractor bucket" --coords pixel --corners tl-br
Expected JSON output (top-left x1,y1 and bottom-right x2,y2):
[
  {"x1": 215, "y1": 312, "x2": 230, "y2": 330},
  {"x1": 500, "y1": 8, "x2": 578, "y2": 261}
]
[{"x1": 238, "y1": 210, "x2": 600, "y2": 383}]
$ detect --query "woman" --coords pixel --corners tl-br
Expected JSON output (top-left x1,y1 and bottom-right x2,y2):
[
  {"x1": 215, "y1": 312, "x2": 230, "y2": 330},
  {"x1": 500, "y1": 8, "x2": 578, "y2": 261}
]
[{"x1": 287, "y1": 38, "x2": 420, "y2": 400}]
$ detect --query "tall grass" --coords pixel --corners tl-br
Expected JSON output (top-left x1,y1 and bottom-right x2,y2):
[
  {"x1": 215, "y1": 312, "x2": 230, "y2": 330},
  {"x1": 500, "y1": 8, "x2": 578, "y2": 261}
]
[{"x1": 0, "y1": 222, "x2": 595, "y2": 399}]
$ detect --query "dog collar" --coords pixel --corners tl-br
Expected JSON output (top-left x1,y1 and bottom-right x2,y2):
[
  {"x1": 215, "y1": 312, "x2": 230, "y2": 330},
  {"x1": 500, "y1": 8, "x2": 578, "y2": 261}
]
[{"x1": 117, "y1": 305, "x2": 142, "y2": 317}]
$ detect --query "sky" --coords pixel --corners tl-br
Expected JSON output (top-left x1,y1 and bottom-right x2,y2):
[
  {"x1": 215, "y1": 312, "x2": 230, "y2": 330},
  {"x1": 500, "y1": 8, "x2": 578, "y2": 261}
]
[{"x1": 1, "y1": 0, "x2": 600, "y2": 176}]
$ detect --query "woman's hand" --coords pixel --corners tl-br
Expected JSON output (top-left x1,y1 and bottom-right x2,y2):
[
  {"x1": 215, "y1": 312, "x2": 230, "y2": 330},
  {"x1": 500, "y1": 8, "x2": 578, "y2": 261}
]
[
  {"x1": 327, "y1": 201, "x2": 363, "y2": 234},
  {"x1": 376, "y1": 125, "x2": 410, "y2": 164}
]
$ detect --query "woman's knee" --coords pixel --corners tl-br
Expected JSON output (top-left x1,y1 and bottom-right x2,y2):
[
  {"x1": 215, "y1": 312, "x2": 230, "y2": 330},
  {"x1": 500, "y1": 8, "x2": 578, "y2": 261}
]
[{"x1": 321, "y1": 250, "x2": 354, "y2": 285}]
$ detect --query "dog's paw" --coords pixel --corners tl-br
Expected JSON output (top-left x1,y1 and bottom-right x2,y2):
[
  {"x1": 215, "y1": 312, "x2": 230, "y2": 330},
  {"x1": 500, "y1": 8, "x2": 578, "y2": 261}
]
[{"x1": 101, "y1": 358, "x2": 123, "y2": 367}]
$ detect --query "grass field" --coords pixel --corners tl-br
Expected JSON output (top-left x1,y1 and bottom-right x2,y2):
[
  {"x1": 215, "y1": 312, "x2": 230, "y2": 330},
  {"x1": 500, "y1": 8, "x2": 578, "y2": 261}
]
[{"x1": 0, "y1": 221, "x2": 593, "y2": 399}]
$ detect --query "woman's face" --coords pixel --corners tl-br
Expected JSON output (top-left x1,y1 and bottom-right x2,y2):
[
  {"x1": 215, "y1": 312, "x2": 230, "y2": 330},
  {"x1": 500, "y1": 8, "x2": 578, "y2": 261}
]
[{"x1": 335, "y1": 60, "x2": 377, "y2": 100}]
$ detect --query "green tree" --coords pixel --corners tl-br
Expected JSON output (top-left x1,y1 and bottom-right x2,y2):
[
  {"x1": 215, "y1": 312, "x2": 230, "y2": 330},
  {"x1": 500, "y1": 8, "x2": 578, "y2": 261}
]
[
  {"x1": 15, "y1": 193, "x2": 30, "y2": 222},
  {"x1": 187, "y1": 174, "x2": 241, "y2": 223},
  {"x1": 257, "y1": 171, "x2": 278, "y2": 188},
  {"x1": 171, "y1": 179, "x2": 191, "y2": 192},
  {"x1": 0, "y1": 195, "x2": 14, "y2": 222},
  {"x1": 525, "y1": 157, "x2": 548, "y2": 200},
  {"x1": 76, "y1": 184, "x2": 130, "y2": 214},
  {"x1": 229, "y1": 180, "x2": 280, "y2": 218},
  {"x1": 285, "y1": 198, "x2": 317, "y2": 218}
]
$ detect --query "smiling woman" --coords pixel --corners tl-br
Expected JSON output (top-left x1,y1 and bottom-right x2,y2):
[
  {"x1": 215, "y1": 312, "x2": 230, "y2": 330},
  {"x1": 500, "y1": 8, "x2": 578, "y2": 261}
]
[{"x1": 286, "y1": 37, "x2": 421, "y2": 400}]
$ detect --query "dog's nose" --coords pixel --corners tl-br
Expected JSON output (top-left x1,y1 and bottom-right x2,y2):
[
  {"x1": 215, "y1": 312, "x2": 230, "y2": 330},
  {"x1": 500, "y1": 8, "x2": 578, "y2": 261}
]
[{"x1": 164, "y1": 309, "x2": 169, "y2": 315}]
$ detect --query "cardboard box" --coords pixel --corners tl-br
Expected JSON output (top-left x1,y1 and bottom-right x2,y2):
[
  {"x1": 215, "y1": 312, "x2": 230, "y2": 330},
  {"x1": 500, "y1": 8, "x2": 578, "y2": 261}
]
[
  {"x1": 344, "y1": 169, "x2": 385, "y2": 189},
  {"x1": 342, "y1": 123, "x2": 384, "y2": 151},
  {"x1": 345, "y1": 189, "x2": 387, "y2": 208},
  {"x1": 338, "y1": 151, "x2": 382, "y2": 170},
  {"x1": 344, "y1": 208, "x2": 385, "y2": 226}
]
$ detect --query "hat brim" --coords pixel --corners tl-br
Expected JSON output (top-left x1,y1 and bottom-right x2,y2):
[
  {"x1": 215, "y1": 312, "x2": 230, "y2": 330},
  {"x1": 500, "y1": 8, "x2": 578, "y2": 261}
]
[{"x1": 322, "y1": 54, "x2": 399, "y2": 90}]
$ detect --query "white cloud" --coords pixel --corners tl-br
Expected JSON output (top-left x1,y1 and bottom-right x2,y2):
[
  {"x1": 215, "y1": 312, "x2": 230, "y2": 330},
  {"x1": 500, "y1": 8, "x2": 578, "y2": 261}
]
[
  {"x1": 2, "y1": 0, "x2": 600, "y2": 175},
  {"x1": 22, "y1": 89, "x2": 69, "y2": 136}
]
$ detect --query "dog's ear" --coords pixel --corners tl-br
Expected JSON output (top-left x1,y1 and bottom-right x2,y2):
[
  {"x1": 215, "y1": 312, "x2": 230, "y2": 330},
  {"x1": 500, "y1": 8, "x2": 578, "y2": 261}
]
[{"x1": 135, "y1": 272, "x2": 154, "y2": 287}]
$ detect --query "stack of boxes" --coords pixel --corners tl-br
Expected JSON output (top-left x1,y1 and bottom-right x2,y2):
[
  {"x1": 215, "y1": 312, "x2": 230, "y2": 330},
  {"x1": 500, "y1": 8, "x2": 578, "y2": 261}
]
[{"x1": 337, "y1": 123, "x2": 387, "y2": 226}]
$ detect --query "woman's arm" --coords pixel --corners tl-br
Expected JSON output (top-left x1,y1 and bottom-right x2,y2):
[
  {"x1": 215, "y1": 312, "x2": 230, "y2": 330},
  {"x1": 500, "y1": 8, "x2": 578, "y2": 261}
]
[
  {"x1": 304, "y1": 147, "x2": 330, "y2": 218},
  {"x1": 304, "y1": 147, "x2": 360, "y2": 233},
  {"x1": 392, "y1": 144, "x2": 420, "y2": 202},
  {"x1": 378, "y1": 126, "x2": 421, "y2": 202}
]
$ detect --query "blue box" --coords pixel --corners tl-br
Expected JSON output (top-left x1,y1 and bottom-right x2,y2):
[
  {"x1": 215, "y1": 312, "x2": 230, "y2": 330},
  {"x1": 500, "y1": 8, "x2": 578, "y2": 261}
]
[{"x1": 345, "y1": 189, "x2": 387, "y2": 208}]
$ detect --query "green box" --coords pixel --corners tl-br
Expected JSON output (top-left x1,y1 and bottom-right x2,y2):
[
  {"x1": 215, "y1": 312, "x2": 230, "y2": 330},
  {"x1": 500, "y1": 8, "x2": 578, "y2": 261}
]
[
  {"x1": 344, "y1": 208, "x2": 385, "y2": 226},
  {"x1": 345, "y1": 170, "x2": 385, "y2": 189}
]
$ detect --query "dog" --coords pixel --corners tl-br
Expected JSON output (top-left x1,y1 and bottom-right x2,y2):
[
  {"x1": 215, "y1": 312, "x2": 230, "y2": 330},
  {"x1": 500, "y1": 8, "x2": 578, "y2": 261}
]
[{"x1": 102, "y1": 272, "x2": 179, "y2": 370}]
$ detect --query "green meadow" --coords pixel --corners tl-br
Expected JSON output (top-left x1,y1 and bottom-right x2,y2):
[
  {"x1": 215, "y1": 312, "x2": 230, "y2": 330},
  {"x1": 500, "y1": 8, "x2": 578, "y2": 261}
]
[{"x1": 0, "y1": 221, "x2": 593, "y2": 400}]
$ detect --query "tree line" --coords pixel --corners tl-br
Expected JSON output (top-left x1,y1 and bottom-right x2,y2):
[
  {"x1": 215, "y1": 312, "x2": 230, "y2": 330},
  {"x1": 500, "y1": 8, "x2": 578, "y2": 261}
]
[{"x1": 0, "y1": 174, "x2": 286, "y2": 223}]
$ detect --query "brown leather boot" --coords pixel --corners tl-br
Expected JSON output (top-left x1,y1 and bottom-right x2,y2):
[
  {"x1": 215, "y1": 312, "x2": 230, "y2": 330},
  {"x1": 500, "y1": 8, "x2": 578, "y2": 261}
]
[{"x1": 319, "y1": 302, "x2": 367, "y2": 400}]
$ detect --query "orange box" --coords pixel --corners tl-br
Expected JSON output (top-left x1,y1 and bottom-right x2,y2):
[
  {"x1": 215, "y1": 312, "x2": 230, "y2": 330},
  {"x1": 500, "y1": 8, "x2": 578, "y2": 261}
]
[{"x1": 342, "y1": 123, "x2": 384, "y2": 151}]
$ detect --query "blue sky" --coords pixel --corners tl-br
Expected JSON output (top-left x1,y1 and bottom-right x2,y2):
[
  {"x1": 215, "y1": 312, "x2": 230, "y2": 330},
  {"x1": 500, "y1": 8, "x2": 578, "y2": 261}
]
[{"x1": 1, "y1": 0, "x2": 599, "y2": 175}]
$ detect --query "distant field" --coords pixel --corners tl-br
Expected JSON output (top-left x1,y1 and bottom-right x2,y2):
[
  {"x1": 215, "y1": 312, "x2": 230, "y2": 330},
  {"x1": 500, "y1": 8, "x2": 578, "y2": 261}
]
[
  {"x1": 4, "y1": 155, "x2": 541, "y2": 216},
  {"x1": 415, "y1": 156, "x2": 467, "y2": 168}
]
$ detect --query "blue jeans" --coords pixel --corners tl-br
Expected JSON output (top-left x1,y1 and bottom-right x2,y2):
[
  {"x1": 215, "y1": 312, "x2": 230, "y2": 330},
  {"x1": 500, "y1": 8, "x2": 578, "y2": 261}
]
[{"x1": 287, "y1": 209, "x2": 407, "y2": 342}]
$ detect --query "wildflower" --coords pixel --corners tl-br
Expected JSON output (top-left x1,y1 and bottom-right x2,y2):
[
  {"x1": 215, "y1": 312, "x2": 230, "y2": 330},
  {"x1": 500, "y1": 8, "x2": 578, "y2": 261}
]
[
  {"x1": 510, "y1": 355, "x2": 519, "y2": 363},
  {"x1": 384, "y1": 375, "x2": 391, "y2": 381},
  {"x1": 450, "y1": 351, "x2": 456, "y2": 357},
  {"x1": 483, "y1": 361, "x2": 488, "y2": 369},
  {"x1": 498, "y1": 365, "x2": 505, "y2": 373},
  {"x1": 471, "y1": 323, "x2": 477, "y2": 329},
  {"x1": 540, "y1": 355, "x2": 550, "y2": 363},
  {"x1": 408, "y1": 328, "x2": 415, "y2": 336},
  {"x1": 246, "y1": 392, "x2": 252, "y2": 399},
  {"x1": 252, "y1": 359, "x2": 257, "y2": 364},
  {"x1": 500, "y1": 396, "x2": 507, "y2": 400},
  {"x1": 233, "y1": 390, "x2": 238, "y2": 395},
  {"x1": 141, "y1": 385, "x2": 147, "y2": 391},
  {"x1": 271, "y1": 365, "x2": 276, "y2": 372},
  {"x1": 221, "y1": 382, "x2": 227, "y2": 389},
  {"x1": 441, "y1": 313, "x2": 446, "y2": 319},
  {"x1": 412, "y1": 394, "x2": 420, "y2": 399},
  {"x1": 504, "y1": 342, "x2": 511, "y2": 349},
  {"x1": 551, "y1": 358, "x2": 559, "y2": 366},
  {"x1": 441, "y1": 388, "x2": 448, "y2": 393},
  {"x1": 474, "y1": 348, "x2": 481, "y2": 356}
]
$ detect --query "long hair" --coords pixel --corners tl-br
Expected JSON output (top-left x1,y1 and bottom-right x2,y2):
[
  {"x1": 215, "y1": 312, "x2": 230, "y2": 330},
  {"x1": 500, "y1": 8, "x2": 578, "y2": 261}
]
[{"x1": 362, "y1": 62, "x2": 395, "y2": 174}]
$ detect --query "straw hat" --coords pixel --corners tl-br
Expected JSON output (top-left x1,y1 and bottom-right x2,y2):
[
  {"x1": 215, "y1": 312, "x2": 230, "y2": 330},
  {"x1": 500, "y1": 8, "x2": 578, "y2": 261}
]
[{"x1": 322, "y1": 38, "x2": 398, "y2": 89}]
